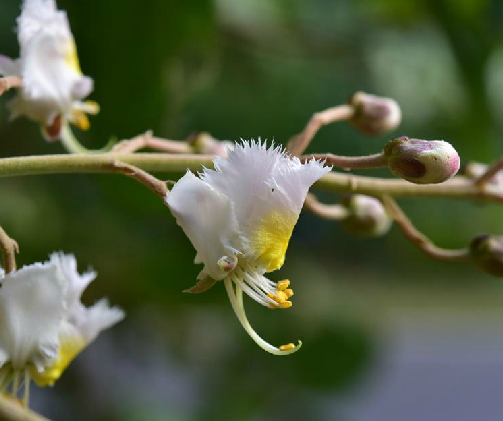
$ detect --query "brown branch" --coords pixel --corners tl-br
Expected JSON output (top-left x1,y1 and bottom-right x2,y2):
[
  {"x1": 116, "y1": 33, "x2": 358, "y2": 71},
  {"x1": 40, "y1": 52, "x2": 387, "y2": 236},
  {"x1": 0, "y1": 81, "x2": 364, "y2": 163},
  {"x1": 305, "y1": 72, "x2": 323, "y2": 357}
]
[
  {"x1": 475, "y1": 156, "x2": 503, "y2": 186},
  {"x1": 108, "y1": 161, "x2": 168, "y2": 199},
  {"x1": 0, "y1": 395, "x2": 50, "y2": 421},
  {"x1": 111, "y1": 131, "x2": 192, "y2": 154},
  {"x1": 302, "y1": 152, "x2": 387, "y2": 170},
  {"x1": 0, "y1": 76, "x2": 21, "y2": 97},
  {"x1": 381, "y1": 195, "x2": 470, "y2": 262},
  {"x1": 303, "y1": 193, "x2": 349, "y2": 220},
  {"x1": 287, "y1": 104, "x2": 355, "y2": 156},
  {"x1": 0, "y1": 225, "x2": 18, "y2": 273}
]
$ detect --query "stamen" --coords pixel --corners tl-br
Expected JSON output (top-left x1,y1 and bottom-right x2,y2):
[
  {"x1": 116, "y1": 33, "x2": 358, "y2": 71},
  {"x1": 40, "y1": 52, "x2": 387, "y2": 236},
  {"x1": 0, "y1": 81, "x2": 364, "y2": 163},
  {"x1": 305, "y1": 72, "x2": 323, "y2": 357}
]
[
  {"x1": 234, "y1": 266, "x2": 296, "y2": 310},
  {"x1": 12, "y1": 370, "x2": 19, "y2": 398},
  {"x1": 72, "y1": 110, "x2": 90, "y2": 131},
  {"x1": 224, "y1": 276, "x2": 302, "y2": 356},
  {"x1": 234, "y1": 267, "x2": 276, "y2": 307},
  {"x1": 22, "y1": 371, "x2": 30, "y2": 408},
  {"x1": 0, "y1": 366, "x2": 11, "y2": 394}
]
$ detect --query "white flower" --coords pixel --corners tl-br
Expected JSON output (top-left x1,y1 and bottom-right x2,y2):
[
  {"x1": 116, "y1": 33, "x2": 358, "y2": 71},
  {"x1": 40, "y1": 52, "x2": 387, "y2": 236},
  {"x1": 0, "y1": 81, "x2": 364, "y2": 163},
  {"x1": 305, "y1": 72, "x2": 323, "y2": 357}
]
[
  {"x1": 0, "y1": 0, "x2": 99, "y2": 141},
  {"x1": 167, "y1": 141, "x2": 330, "y2": 355},
  {"x1": 0, "y1": 253, "x2": 123, "y2": 406}
]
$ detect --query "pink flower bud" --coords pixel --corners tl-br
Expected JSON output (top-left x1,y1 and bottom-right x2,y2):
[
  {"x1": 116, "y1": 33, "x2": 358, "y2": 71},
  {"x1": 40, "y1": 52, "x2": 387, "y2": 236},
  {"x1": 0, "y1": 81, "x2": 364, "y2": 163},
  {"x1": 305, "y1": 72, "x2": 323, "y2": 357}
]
[
  {"x1": 340, "y1": 195, "x2": 392, "y2": 237},
  {"x1": 470, "y1": 235, "x2": 503, "y2": 277},
  {"x1": 384, "y1": 136, "x2": 460, "y2": 184},
  {"x1": 348, "y1": 92, "x2": 402, "y2": 136}
]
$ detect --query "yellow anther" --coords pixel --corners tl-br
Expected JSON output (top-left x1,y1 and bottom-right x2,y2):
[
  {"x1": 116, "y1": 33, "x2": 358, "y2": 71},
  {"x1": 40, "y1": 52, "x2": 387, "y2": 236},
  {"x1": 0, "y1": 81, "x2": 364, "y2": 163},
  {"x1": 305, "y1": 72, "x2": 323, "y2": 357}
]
[
  {"x1": 278, "y1": 301, "x2": 292, "y2": 309},
  {"x1": 275, "y1": 290, "x2": 288, "y2": 303},
  {"x1": 268, "y1": 290, "x2": 288, "y2": 304},
  {"x1": 284, "y1": 288, "x2": 294, "y2": 298},
  {"x1": 83, "y1": 100, "x2": 100, "y2": 115},
  {"x1": 277, "y1": 279, "x2": 290, "y2": 290},
  {"x1": 72, "y1": 110, "x2": 90, "y2": 131},
  {"x1": 279, "y1": 343, "x2": 295, "y2": 351}
]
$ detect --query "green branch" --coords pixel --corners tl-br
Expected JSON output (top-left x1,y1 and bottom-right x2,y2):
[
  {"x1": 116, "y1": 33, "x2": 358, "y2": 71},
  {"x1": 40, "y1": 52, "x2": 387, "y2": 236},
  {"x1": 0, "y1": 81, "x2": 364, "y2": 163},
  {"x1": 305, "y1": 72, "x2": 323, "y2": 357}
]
[{"x1": 0, "y1": 153, "x2": 500, "y2": 204}]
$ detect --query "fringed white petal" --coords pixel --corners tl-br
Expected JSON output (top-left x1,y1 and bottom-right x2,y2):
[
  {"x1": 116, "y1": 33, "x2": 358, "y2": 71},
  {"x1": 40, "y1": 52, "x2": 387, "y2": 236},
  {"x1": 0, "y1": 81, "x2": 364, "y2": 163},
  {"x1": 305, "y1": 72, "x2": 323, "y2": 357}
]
[
  {"x1": 51, "y1": 252, "x2": 124, "y2": 343},
  {"x1": 72, "y1": 299, "x2": 124, "y2": 343},
  {"x1": 200, "y1": 141, "x2": 330, "y2": 271},
  {"x1": 0, "y1": 260, "x2": 66, "y2": 371},
  {"x1": 266, "y1": 156, "x2": 331, "y2": 213},
  {"x1": 51, "y1": 252, "x2": 96, "y2": 313},
  {"x1": 167, "y1": 171, "x2": 247, "y2": 280},
  {"x1": 201, "y1": 140, "x2": 330, "y2": 246},
  {"x1": 18, "y1": 0, "x2": 71, "y2": 46}
]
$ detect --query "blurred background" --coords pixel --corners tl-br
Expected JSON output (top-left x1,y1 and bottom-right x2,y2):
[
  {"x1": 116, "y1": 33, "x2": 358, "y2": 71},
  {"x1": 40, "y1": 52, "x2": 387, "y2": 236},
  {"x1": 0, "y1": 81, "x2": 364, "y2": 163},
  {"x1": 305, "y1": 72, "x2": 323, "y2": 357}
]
[{"x1": 2, "y1": 0, "x2": 503, "y2": 420}]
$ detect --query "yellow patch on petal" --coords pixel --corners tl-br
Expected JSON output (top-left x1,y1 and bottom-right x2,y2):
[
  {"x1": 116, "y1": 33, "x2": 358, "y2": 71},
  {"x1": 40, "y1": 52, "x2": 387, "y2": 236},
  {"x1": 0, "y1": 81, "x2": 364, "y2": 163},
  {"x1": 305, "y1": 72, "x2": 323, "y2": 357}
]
[
  {"x1": 30, "y1": 335, "x2": 86, "y2": 387},
  {"x1": 251, "y1": 211, "x2": 297, "y2": 272},
  {"x1": 65, "y1": 40, "x2": 83, "y2": 75}
]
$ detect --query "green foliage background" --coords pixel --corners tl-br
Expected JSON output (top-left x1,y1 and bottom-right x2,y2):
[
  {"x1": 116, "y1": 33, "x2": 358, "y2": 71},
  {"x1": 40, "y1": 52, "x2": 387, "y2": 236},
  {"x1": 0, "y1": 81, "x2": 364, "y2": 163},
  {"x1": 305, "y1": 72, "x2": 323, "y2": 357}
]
[{"x1": 1, "y1": 0, "x2": 503, "y2": 420}]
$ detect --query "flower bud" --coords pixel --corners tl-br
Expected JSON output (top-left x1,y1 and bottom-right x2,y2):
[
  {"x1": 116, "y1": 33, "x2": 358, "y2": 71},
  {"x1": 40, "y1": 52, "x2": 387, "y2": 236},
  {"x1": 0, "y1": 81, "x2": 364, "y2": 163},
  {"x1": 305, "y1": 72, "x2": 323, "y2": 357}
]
[
  {"x1": 190, "y1": 132, "x2": 233, "y2": 157},
  {"x1": 340, "y1": 195, "x2": 392, "y2": 237},
  {"x1": 348, "y1": 91, "x2": 402, "y2": 136},
  {"x1": 384, "y1": 136, "x2": 460, "y2": 184},
  {"x1": 470, "y1": 235, "x2": 503, "y2": 277}
]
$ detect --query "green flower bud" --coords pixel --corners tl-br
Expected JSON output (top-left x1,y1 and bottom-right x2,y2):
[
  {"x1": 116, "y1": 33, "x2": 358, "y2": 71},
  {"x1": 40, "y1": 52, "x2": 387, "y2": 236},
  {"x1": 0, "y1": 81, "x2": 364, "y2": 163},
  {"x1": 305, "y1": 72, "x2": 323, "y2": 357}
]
[
  {"x1": 340, "y1": 195, "x2": 392, "y2": 237},
  {"x1": 470, "y1": 235, "x2": 503, "y2": 277},
  {"x1": 384, "y1": 136, "x2": 460, "y2": 184},
  {"x1": 348, "y1": 92, "x2": 402, "y2": 136}
]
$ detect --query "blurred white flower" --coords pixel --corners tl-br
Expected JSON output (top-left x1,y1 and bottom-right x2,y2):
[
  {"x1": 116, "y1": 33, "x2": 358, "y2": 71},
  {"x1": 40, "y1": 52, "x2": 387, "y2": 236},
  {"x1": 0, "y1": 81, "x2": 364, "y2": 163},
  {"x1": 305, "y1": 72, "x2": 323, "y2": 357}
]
[
  {"x1": 0, "y1": 253, "x2": 123, "y2": 406},
  {"x1": 0, "y1": 0, "x2": 99, "y2": 140},
  {"x1": 167, "y1": 141, "x2": 330, "y2": 355}
]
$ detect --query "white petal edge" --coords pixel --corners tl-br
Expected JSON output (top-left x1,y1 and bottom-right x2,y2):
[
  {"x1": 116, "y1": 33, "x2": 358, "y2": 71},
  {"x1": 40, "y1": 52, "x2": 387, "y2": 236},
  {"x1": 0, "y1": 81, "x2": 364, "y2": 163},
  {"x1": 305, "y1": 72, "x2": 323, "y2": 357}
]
[{"x1": 70, "y1": 299, "x2": 124, "y2": 343}]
